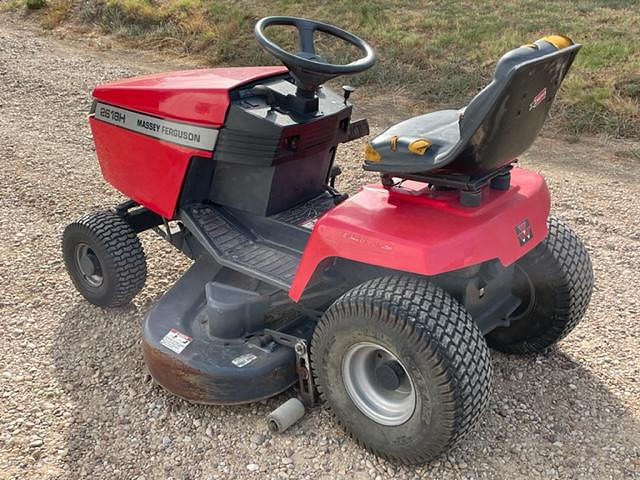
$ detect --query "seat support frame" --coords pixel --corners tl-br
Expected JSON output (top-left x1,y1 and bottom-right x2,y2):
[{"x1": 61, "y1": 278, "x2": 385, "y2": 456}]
[{"x1": 380, "y1": 165, "x2": 513, "y2": 207}]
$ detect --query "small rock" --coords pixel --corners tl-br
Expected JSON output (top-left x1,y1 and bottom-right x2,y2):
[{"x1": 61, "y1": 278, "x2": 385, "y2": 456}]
[
  {"x1": 162, "y1": 436, "x2": 171, "y2": 447},
  {"x1": 29, "y1": 438, "x2": 43, "y2": 448},
  {"x1": 246, "y1": 463, "x2": 259, "y2": 471},
  {"x1": 250, "y1": 433, "x2": 265, "y2": 445},
  {"x1": 281, "y1": 457, "x2": 293, "y2": 465}
]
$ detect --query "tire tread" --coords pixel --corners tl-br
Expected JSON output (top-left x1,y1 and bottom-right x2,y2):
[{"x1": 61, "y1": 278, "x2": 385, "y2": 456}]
[
  {"x1": 488, "y1": 216, "x2": 593, "y2": 353},
  {"x1": 63, "y1": 210, "x2": 146, "y2": 307},
  {"x1": 311, "y1": 276, "x2": 492, "y2": 464}
]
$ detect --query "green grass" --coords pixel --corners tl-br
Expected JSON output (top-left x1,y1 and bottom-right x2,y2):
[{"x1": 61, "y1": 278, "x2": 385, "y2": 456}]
[
  {"x1": 25, "y1": 0, "x2": 47, "y2": 9},
  {"x1": 17, "y1": 0, "x2": 640, "y2": 138}
]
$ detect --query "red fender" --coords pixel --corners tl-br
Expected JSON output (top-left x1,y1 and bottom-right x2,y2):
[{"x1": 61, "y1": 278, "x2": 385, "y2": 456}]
[{"x1": 288, "y1": 167, "x2": 550, "y2": 301}]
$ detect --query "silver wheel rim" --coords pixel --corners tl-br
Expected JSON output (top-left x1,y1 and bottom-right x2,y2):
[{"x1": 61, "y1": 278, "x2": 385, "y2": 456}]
[
  {"x1": 74, "y1": 243, "x2": 104, "y2": 288},
  {"x1": 342, "y1": 342, "x2": 416, "y2": 426}
]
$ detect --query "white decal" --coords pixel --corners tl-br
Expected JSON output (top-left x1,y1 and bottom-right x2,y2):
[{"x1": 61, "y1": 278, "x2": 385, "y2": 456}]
[
  {"x1": 232, "y1": 353, "x2": 257, "y2": 368},
  {"x1": 301, "y1": 218, "x2": 318, "y2": 230},
  {"x1": 160, "y1": 328, "x2": 192, "y2": 354},
  {"x1": 93, "y1": 102, "x2": 218, "y2": 150}
]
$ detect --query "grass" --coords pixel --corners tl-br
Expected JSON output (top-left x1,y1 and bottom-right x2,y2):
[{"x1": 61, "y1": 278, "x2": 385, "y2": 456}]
[
  {"x1": 25, "y1": 0, "x2": 47, "y2": 9},
  {"x1": 14, "y1": 0, "x2": 640, "y2": 138}
]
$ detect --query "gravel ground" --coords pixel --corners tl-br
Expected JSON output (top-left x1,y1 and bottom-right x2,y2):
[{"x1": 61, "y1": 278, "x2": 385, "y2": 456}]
[{"x1": 1, "y1": 15, "x2": 639, "y2": 480}]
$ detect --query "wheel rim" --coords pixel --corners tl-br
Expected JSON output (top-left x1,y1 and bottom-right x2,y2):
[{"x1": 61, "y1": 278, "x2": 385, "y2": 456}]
[
  {"x1": 508, "y1": 264, "x2": 536, "y2": 321},
  {"x1": 342, "y1": 342, "x2": 416, "y2": 426},
  {"x1": 74, "y1": 243, "x2": 104, "y2": 288}
]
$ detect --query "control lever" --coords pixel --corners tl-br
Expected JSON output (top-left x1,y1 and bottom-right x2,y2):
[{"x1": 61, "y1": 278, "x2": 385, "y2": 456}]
[
  {"x1": 264, "y1": 329, "x2": 316, "y2": 406},
  {"x1": 342, "y1": 85, "x2": 355, "y2": 104}
]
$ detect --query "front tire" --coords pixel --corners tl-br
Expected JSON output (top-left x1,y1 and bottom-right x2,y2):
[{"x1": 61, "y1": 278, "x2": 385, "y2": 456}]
[
  {"x1": 486, "y1": 216, "x2": 593, "y2": 354},
  {"x1": 62, "y1": 210, "x2": 147, "y2": 307},
  {"x1": 311, "y1": 276, "x2": 492, "y2": 464}
]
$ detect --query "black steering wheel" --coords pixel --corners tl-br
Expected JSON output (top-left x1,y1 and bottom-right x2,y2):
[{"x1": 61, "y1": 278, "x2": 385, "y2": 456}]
[{"x1": 255, "y1": 16, "x2": 376, "y2": 93}]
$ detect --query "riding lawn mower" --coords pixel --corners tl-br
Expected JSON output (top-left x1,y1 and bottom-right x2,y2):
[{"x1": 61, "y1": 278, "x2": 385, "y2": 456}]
[{"x1": 62, "y1": 17, "x2": 594, "y2": 463}]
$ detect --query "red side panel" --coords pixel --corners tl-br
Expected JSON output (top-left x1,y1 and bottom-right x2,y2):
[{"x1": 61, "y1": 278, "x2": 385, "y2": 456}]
[
  {"x1": 90, "y1": 66, "x2": 287, "y2": 216},
  {"x1": 289, "y1": 167, "x2": 550, "y2": 301},
  {"x1": 92, "y1": 66, "x2": 287, "y2": 126},
  {"x1": 89, "y1": 118, "x2": 209, "y2": 218}
]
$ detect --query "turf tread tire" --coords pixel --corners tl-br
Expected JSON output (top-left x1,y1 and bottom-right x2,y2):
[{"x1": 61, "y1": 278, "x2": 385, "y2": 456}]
[
  {"x1": 63, "y1": 210, "x2": 146, "y2": 308},
  {"x1": 486, "y1": 216, "x2": 593, "y2": 354},
  {"x1": 311, "y1": 276, "x2": 492, "y2": 464}
]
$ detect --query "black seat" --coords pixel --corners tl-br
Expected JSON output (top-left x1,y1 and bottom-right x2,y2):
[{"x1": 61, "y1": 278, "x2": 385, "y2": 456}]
[{"x1": 364, "y1": 35, "x2": 581, "y2": 177}]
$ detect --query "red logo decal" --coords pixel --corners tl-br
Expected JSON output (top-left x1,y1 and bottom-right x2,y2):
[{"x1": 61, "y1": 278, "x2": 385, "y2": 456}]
[
  {"x1": 515, "y1": 219, "x2": 533, "y2": 246},
  {"x1": 529, "y1": 88, "x2": 547, "y2": 111}
]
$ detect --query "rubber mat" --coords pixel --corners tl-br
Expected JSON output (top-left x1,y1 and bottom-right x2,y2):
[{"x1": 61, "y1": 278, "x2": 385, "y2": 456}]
[{"x1": 181, "y1": 204, "x2": 301, "y2": 290}]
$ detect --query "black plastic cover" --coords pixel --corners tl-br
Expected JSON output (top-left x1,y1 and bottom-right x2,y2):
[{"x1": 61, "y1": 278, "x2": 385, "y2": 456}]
[{"x1": 209, "y1": 75, "x2": 353, "y2": 215}]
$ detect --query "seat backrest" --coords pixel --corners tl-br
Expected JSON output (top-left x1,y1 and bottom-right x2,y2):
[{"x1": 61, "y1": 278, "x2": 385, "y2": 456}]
[{"x1": 453, "y1": 36, "x2": 581, "y2": 175}]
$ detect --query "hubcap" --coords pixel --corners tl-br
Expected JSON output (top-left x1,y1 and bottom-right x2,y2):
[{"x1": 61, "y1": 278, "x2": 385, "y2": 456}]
[
  {"x1": 342, "y1": 342, "x2": 416, "y2": 426},
  {"x1": 74, "y1": 243, "x2": 104, "y2": 288}
]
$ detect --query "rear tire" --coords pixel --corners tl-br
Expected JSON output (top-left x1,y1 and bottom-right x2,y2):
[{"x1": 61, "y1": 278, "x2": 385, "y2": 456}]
[
  {"x1": 486, "y1": 216, "x2": 593, "y2": 354},
  {"x1": 311, "y1": 276, "x2": 492, "y2": 464},
  {"x1": 62, "y1": 210, "x2": 147, "y2": 307}
]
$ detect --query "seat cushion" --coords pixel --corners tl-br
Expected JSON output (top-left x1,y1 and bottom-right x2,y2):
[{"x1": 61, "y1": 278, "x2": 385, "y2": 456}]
[{"x1": 365, "y1": 109, "x2": 461, "y2": 173}]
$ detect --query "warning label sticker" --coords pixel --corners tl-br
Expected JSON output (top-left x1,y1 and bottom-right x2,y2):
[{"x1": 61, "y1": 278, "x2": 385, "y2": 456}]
[
  {"x1": 160, "y1": 329, "x2": 192, "y2": 354},
  {"x1": 232, "y1": 353, "x2": 257, "y2": 368}
]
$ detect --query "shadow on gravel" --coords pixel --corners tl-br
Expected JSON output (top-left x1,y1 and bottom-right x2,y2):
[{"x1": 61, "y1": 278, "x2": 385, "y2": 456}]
[{"x1": 52, "y1": 301, "x2": 640, "y2": 479}]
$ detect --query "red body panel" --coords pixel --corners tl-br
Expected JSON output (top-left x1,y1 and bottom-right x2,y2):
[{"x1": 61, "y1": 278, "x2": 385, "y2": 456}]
[
  {"x1": 90, "y1": 118, "x2": 208, "y2": 218},
  {"x1": 90, "y1": 66, "x2": 287, "y2": 217},
  {"x1": 91, "y1": 66, "x2": 287, "y2": 126},
  {"x1": 289, "y1": 167, "x2": 550, "y2": 301}
]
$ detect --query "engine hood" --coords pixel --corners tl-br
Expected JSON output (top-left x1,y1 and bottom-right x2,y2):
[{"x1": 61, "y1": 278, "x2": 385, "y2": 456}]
[{"x1": 91, "y1": 66, "x2": 288, "y2": 127}]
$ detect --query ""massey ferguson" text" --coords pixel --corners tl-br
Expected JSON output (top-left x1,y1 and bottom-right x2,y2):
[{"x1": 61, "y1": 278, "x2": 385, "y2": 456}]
[
  {"x1": 136, "y1": 119, "x2": 201, "y2": 143},
  {"x1": 93, "y1": 101, "x2": 217, "y2": 150}
]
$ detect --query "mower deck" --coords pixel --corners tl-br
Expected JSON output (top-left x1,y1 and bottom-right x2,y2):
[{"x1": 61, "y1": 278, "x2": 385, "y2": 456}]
[
  {"x1": 142, "y1": 255, "x2": 316, "y2": 404},
  {"x1": 143, "y1": 193, "x2": 342, "y2": 404}
]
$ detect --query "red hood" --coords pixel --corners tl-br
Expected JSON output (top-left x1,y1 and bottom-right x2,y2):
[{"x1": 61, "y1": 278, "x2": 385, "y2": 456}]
[{"x1": 92, "y1": 66, "x2": 287, "y2": 126}]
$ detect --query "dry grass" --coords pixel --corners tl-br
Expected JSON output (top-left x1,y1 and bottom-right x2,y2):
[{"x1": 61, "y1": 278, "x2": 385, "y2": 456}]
[{"x1": 14, "y1": 0, "x2": 640, "y2": 138}]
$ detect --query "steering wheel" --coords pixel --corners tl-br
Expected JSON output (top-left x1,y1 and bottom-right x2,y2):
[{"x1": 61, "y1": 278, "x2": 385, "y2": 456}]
[{"x1": 255, "y1": 16, "x2": 376, "y2": 93}]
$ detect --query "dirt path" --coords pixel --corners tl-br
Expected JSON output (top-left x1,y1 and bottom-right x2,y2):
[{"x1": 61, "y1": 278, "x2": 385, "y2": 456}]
[{"x1": 0, "y1": 14, "x2": 639, "y2": 480}]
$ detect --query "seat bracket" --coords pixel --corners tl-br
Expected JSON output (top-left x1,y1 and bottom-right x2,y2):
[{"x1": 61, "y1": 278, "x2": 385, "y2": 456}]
[{"x1": 382, "y1": 165, "x2": 513, "y2": 207}]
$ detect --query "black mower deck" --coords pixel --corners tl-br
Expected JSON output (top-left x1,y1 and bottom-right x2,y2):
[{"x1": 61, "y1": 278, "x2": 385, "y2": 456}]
[
  {"x1": 180, "y1": 193, "x2": 338, "y2": 290},
  {"x1": 141, "y1": 193, "x2": 344, "y2": 405}
]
